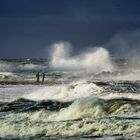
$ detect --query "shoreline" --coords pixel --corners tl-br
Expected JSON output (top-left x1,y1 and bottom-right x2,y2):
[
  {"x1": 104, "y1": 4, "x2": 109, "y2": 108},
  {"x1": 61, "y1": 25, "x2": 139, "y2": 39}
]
[{"x1": 0, "y1": 80, "x2": 60, "y2": 85}]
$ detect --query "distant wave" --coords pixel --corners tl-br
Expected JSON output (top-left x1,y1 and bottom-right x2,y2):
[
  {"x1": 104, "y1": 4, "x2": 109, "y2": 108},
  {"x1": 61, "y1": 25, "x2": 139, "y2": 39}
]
[
  {"x1": 0, "y1": 61, "x2": 14, "y2": 72},
  {"x1": 0, "y1": 61, "x2": 48, "y2": 72},
  {"x1": 17, "y1": 64, "x2": 48, "y2": 71}
]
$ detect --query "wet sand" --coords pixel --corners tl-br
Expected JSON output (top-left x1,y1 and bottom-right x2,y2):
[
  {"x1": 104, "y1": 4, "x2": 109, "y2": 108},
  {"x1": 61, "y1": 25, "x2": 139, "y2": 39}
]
[{"x1": 0, "y1": 80, "x2": 59, "y2": 85}]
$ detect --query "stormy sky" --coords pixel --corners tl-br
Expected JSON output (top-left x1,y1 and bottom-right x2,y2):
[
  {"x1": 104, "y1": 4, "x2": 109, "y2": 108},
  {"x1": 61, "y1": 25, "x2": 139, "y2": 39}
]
[{"x1": 0, "y1": 0, "x2": 140, "y2": 58}]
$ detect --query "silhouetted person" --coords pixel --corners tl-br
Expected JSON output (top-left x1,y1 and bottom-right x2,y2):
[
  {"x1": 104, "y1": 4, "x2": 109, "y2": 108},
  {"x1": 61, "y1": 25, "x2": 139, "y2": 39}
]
[
  {"x1": 42, "y1": 72, "x2": 45, "y2": 84},
  {"x1": 36, "y1": 72, "x2": 40, "y2": 83}
]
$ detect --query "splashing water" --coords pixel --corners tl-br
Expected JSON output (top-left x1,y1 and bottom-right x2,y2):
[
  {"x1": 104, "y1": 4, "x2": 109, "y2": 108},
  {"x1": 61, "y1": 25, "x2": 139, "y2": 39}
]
[{"x1": 50, "y1": 42, "x2": 114, "y2": 74}]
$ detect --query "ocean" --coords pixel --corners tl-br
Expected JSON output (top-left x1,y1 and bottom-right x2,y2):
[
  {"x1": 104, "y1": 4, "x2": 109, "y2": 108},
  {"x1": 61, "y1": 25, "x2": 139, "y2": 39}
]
[{"x1": 0, "y1": 47, "x2": 140, "y2": 140}]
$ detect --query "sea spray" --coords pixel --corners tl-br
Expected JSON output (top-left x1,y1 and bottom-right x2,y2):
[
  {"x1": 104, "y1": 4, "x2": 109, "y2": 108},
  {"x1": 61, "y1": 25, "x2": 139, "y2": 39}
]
[{"x1": 50, "y1": 42, "x2": 114, "y2": 74}]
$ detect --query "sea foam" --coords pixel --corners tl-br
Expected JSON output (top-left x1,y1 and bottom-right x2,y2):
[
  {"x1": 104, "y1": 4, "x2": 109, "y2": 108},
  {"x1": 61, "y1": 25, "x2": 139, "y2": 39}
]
[{"x1": 24, "y1": 80, "x2": 103, "y2": 101}]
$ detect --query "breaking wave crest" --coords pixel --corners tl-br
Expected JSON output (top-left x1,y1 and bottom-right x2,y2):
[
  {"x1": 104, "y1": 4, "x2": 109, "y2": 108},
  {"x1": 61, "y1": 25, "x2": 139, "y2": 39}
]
[
  {"x1": 23, "y1": 80, "x2": 103, "y2": 101},
  {"x1": 1, "y1": 97, "x2": 140, "y2": 138},
  {"x1": 1, "y1": 97, "x2": 140, "y2": 119},
  {"x1": 1, "y1": 96, "x2": 140, "y2": 138}
]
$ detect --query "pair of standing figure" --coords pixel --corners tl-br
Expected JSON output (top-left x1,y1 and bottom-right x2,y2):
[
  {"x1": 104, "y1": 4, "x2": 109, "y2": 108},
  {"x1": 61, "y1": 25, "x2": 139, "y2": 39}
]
[{"x1": 36, "y1": 72, "x2": 45, "y2": 83}]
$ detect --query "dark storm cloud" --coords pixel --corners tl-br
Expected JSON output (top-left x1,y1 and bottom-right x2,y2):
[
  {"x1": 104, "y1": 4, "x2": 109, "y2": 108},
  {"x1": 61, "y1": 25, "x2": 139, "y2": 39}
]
[
  {"x1": 0, "y1": 0, "x2": 140, "y2": 18},
  {"x1": 0, "y1": 0, "x2": 140, "y2": 21},
  {"x1": 0, "y1": 0, "x2": 69, "y2": 18},
  {"x1": 0, "y1": 0, "x2": 140, "y2": 58}
]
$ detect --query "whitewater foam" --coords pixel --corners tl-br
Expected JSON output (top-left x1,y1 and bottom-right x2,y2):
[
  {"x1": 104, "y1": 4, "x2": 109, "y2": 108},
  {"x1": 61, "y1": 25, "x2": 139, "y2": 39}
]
[
  {"x1": 46, "y1": 97, "x2": 106, "y2": 121},
  {"x1": 0, "y1": 62, "x2": 13, "y2": 72},
  {"x1": 1, "y1": 97, "x2": 140, "y2": 138},
  {"x1": 24, "y1": 80, "x2": 103, "y2": 101},
  {"x1": 0, "y1": 72, "x2": 17, "y2": 80}
]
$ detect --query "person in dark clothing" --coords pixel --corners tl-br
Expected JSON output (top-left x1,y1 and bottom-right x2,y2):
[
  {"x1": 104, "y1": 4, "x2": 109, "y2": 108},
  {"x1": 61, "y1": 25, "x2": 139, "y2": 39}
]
[
  {"x1": 36, "y1": 72, "x2": 40, "y2": 82},
  {"x1": 42, "y1": 72, "x2": 45, "y2": 84}
]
